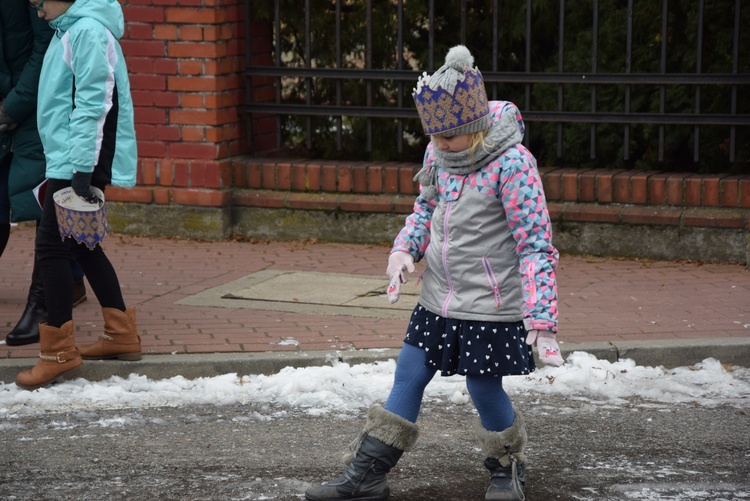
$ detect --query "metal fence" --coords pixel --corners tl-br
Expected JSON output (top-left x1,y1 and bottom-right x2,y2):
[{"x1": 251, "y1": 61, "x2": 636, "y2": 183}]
[{"x1": 245, "y1": 0, "x2": 750, "y2": 169}]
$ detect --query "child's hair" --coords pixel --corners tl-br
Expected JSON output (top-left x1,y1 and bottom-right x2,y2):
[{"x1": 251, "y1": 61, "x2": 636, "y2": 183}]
[
  {"x1": 468, "y1": 130, "x2": 490, "y2": 160},
  {"x1": 429, "y1": 129, "x2": 489, "y2": 160}
]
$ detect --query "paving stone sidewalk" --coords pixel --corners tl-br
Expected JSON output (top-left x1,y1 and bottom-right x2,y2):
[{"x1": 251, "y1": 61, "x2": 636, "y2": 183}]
[{"x1": 1, "y1": 224, "x2": 748, "y2": 378}]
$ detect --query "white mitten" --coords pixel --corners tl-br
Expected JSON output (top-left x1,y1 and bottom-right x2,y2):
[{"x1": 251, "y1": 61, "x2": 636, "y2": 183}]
[
  {"x1": 386, "y1": 251, "x2": 415, "y2": 282},
  {"x1": 525, "y1": 330, "x2": 564, "y2": 367},
  {"x1": 386, "y1": 274, "x2": 401, "y2": 304},
  {"x1": 385, "y1": 251, "x2": 415, "y2": 304}
]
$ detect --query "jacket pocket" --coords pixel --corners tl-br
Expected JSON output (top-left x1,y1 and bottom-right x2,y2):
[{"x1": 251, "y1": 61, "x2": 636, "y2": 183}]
[{"x1": 481, "y1": 257, "x2": 503, "y2": 309}]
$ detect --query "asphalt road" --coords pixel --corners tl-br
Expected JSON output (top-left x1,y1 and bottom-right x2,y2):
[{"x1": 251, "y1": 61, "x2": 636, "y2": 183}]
[{"x1": 1, "y1": 392, "x2": 748, "y2": 501}]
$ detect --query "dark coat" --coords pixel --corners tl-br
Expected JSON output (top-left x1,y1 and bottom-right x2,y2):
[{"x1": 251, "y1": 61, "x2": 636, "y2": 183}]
[{"x1": 0, "y1": 1, "x2": 53, "y2": 222}]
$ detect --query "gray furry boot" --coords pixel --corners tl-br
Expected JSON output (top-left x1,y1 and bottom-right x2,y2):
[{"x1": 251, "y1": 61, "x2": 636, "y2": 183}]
[
  {"x1": 305, "y1": 405, "x2": 419, "y2": 501},
  {"x1": 476, "y1": 413, "x2": 528, "y2": 501}
]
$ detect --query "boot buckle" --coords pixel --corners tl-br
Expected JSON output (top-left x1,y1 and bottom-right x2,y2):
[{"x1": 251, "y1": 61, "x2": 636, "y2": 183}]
[{"x1": 39, "y1": 351, "x2": 74, "y2": 363}]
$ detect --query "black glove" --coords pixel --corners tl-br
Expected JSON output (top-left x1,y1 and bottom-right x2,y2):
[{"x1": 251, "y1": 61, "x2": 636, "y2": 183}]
[
  {"x1": 0, "y1": 107, "x2": 17, "y2": 132},
  {"x1": 71, "y1": 171, "x2": 100, "y2": 204}
]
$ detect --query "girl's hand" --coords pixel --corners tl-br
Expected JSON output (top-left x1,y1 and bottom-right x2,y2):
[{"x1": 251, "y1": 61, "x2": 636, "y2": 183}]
[
  {"x1": 525, "y1": 330, "x2": 564, "y2": 367},
  {"x1": 72, "y1": 171, "x2": 101, "y2": 205},
  {"x1": 0, "y1": 105, "x2": 17, "y2": 132},
  {"x1": 385, "y1": 251, "x2": 415, "y2": 304},
  {"x1": 386, "y1": 251, "x2": 415, "y2": 284}
]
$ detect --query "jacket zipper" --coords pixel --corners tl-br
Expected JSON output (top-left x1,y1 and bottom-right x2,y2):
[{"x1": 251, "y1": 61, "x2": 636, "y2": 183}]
[
  {"x1": 482, "y1": 257, "x2": 503, "y2": 309},
  {"x1": 525, "y1": 264, "x2": 537, "y2": 305},
  {"x1": 441, "y1": 201, "x2": 453, "y2": 317}
]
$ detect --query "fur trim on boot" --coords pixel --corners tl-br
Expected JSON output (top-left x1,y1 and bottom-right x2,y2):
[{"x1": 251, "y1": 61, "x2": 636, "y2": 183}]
[
  {"x1": 305, "y1": 405, "x2": 419, "y2": 501},
  {"x1": 477, "y1": 413, "x2": 528, "y2": 501},
  {"x1": 78, "y1": 307, "x2": 141, "y2": 361},
  {"x1": 15, "y1": 321, "x2": 83, "y2": 391},
  {"x1": 342, "y1": 404, "x2": 419, "y2": 465}
]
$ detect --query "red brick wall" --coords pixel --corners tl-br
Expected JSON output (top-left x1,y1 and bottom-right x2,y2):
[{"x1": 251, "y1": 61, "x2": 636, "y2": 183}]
[
  {"x1": 111, "y1": 0, "x2": 249, "y2": 207},
  {"x1": 231, "y1": 159, "x2": 750, "y2": 232}
]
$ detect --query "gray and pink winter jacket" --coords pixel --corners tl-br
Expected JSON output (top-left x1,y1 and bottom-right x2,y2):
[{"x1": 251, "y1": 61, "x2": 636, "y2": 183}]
[{"x1": 392, "y1": 101, "x2": 559, "y2": 332}]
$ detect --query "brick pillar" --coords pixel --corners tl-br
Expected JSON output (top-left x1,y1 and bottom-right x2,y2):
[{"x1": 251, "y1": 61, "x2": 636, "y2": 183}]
[{"x1": 111, "y1": 0, "x2": 249, "y2": 209}]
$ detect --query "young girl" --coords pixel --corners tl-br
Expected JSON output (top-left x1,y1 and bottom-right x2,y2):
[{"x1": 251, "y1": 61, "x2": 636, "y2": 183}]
[
  {"x1": 305, "y1": 46, "x2": 563, "y2": 501},
  {"x1": 16, "y1": 0, "x2": 139, "y2": 390}
]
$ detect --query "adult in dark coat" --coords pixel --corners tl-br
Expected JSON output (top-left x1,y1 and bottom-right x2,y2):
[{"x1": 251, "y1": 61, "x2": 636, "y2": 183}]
[
  {"x1": 1, "y1": 0, "x2": 86, "y2": 346},
  {"x1": 0, "y1": 0, "x2": 50, "y2": 225}
]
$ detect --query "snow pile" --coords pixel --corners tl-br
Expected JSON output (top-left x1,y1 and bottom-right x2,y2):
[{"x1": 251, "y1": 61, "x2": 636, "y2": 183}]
[{"x1": 0, "y1": 352, "x2": 747, "y2": 421}]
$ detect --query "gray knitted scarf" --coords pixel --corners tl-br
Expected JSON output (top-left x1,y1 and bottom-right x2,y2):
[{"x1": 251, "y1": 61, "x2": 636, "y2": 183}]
[{"x1": 414, "y1": 110, "x2": 523, "y2": 200}]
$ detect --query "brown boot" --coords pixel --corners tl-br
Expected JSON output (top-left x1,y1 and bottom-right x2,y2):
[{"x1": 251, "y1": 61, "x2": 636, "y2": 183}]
[
  {"x1": 78, "y1": 307, "x2": 142, "y2": 361},
  {"x1": 16, "y1": 321, "x2": 83, "y2": 391}
]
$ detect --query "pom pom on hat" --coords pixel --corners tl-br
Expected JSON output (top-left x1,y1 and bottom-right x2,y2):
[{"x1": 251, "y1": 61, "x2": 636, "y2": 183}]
[
  {"x1": 412, "y1": 45, "x2": 490, "y2": 136},
  {"x1": 444, "y1": 45, "x2": 474, "y2": 70}
]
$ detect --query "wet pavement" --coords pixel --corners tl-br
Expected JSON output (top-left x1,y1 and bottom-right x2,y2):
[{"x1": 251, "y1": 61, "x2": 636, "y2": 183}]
[{"x1": 1, "y1": 392, "x2": 748, "y2": 500}]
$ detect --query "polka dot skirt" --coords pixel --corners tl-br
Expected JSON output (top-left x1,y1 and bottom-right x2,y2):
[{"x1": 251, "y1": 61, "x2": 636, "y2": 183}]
[{"x1": 404, "y1": 303, "x2": 536, "y2": 377}]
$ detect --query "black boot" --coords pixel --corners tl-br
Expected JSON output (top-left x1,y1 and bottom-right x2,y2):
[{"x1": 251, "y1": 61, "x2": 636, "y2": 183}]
[
  {"x1": 6, "y1": 262, "x2": 47, "y2": 346},
  {"x1": 484, "y1": 457, "x2": 526, "y2": 501},
  {"x1": 477, "y1": 413, "x2": 528, "y2": 501},
  {"x1": 0, "y1": 223, "x2": 9, "y2": 258},
  {"x1": 73, "y1": 278, "x2": 87, "y2": 307},
  {"x1": 305, "y1": 405, "x2": 419, "y2": 501}
]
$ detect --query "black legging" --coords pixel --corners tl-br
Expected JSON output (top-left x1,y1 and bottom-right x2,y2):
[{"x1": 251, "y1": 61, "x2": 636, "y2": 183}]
[
  {"x1": 0, "y1": 223, "x2": 9, "y2": 259},
  {"x1": 35, "y1": 178, "x2": 125, "y2": 327}
]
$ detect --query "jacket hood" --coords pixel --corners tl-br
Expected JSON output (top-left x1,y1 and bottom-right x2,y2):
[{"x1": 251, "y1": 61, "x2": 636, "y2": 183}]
[
  {"x1": 489, "y1": 100, "x2": 525, "y2": 140},
  {"x1": 50, "y1": 0, "x2": 124, "y2": 39}
]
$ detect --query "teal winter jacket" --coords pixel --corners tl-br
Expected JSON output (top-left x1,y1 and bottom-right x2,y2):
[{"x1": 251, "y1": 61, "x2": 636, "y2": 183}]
[{"x1": 37, "y1": 0, "x2": 136, "y2": 187}]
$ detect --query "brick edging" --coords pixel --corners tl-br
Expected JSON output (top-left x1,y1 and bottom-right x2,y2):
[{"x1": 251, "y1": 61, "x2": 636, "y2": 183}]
[
  {"x1": 228, "y1": 159, "x2": 750, "y2": 210},
  {"x1": 229, "y1": 189, "x2": 747, "y2": 230},
  {"x1": 105, "y1": 157, "x2": 750, "y2": 230}
]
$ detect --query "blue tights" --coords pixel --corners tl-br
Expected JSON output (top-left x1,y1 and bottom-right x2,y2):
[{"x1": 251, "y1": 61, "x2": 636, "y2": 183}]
[{"x1": 384, "y1": 343, "x2": 516, "y2": 431}]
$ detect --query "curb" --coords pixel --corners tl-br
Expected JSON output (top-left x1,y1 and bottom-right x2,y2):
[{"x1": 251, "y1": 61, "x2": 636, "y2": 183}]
[{"x1": 2, "y1": 338, "x2": 749, "y2": 384}]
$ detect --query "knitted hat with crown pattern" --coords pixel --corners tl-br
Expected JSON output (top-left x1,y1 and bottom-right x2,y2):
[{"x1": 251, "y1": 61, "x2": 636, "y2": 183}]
[{"x1": 412, "y1": 45, "x2": 491, "y2": 137}]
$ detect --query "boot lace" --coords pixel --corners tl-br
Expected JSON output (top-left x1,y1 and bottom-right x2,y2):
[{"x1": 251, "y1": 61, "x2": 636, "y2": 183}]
[
  {"x1": 345, "y1": 431, "x2": 364, "y2": 462},
  {"x1": 509, "y1": 455, "x2": 525, "y2": 501}
]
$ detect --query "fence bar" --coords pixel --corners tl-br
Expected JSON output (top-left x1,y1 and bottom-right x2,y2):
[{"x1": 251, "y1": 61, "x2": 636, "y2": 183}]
[
  {"x1": 491, "y1": 0, "x2": 499, "y2": 100},
  {"x1": 366, "y1": 0, "x2": 373, "y2": 152},
  {"x1": 244, "y1": 0, "x2": 253, "y2": 148},
  {"x1": 624, "y1": 0, "x2": 633, "y2": 161},
  {"x1": 304, "y1": 0, "x2": 312, "y2": 149},
  {"x1": 557, "y1": 0, "x2": 565, "y2": 159},
  {"x1": 460, "y1": 0, "x2": 467, "y2": 45},
  {"x1": 658, "y1": 0, "x2": 668, "y2": 162},
  {"x1": 244, "y1": 102, "x2": 748, "y2": 126},
  {"x1": 397, "y1": 0, "x2": 404, "y2": 154},
  {"x1": 274, "y1": 1, "x2": 281, "y2": 149},
  {"x1": 590, "y1": 0, "x2": 598, "y2": 160},
  {"x1": 694, "y1": 0, "x2": 703, "y2": 162},
  {"x1": 525, "y1": 0, "x2": 532, "y2": 146},
  {"x1": 335, "y1": 0, "x2": 342, "y2": 151},
  {"x1": 730, "y1": 0, "x2": 740, "y2": 162},
  {"x1": 246, "y1": 66, "x2": 746, "y2": 85},
  {"x1": 428, "y1": 0, "x2": 435, "y2": 71},
  {"x1": 522, "y1": 112, "x2": 749, "y2": 125}
]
